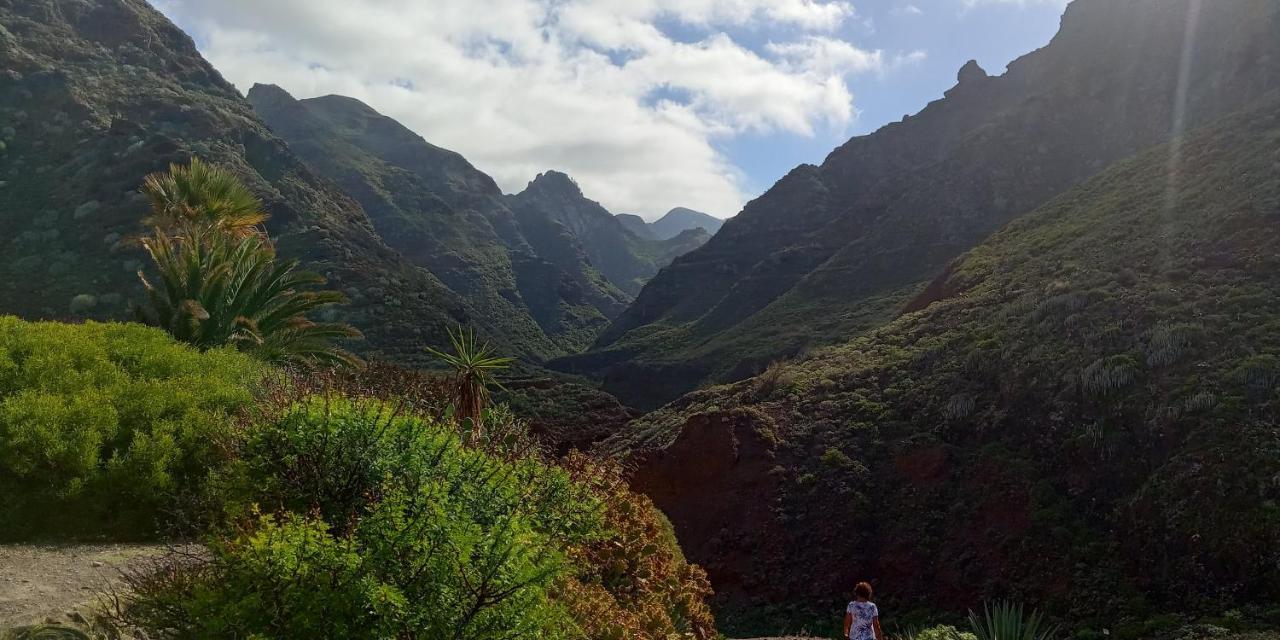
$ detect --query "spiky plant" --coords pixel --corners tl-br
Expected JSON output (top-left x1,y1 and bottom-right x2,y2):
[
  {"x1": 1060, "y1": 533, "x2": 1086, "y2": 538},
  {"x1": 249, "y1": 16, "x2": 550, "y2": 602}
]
[
  {"x1": 138, "y1": 225, "x2": 361, "y2": 366},
  {"x1": 142, "y1": 158, "x2": 268, "y2": 237},
  {"x1": 137, "y1": 160, "x2": 360, "y2": 366},
  {"x1": 968, "y1": 601, "x2": 1059, "y2": 640},
  {"x1": 425, "y1": 326, "x2": 513, "y2": 442}
]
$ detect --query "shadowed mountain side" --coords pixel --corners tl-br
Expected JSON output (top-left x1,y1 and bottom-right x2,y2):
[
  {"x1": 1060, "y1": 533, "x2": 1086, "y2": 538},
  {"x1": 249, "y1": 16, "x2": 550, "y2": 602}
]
[
  {"x1": 0, "y1": 0, "x2": 483, "y2": 363},
  {"x1": 558, "y1": 0, "x2": 1280, "y2": 410},
  {"x1": 619, "y1": 93, "x2": 1280, "y2": 631},
  {"x1": 247, "y1": 85, "x2": 628, "y2": 357}
]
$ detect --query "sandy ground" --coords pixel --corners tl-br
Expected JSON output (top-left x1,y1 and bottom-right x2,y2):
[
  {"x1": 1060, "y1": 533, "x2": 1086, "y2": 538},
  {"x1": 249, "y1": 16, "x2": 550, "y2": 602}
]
[{"x1": 0, "y1": 544, "x2": 167, "y2": 630}]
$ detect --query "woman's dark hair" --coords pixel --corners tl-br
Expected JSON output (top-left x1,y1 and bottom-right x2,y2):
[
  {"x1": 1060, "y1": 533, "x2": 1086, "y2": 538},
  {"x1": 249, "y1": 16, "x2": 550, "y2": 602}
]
[{"x1": 855, "y1": 582, "x2": 874, "y2": 600}]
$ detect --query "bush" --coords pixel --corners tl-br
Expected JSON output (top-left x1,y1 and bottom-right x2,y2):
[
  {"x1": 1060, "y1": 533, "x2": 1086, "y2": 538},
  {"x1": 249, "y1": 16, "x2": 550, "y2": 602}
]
[
  {"x1": 117, "y1": 390, "x2": 718, "y2": 639},
  {"x1": 898, "y1": 624, "x2": 980, "y2": 640},
  {"x1": 0, "y1": 317, "x2": 262, "y2": 540},
  {"x1": 121, "y1": 396, "x2": 601, "y2": 639},
  {"x1": 557, "y1": 457, "x2": 717, "y2": 640}
]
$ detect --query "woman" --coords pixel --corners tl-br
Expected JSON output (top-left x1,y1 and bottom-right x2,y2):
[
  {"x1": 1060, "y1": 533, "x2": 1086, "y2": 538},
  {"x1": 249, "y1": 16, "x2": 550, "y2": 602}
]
[{"x1": 844, "y1": 581, "x2": 883, "y2": 640}]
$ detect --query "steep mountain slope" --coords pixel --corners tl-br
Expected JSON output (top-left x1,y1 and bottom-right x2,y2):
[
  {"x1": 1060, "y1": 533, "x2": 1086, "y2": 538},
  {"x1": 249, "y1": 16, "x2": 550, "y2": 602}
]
[
  {"x1": 0, "y1": 0, "x2": 492, "y2": 362},
  {"x1": 560, "y1": 0, "x2": 1280, "y2": 409},
  {"x1": 649, "y1": 207, "x2": 724, "y2": 240},
  {"x1": 247, "y1": 86, "x2": 628, "y2": 355},
  {"x1": 621, "y1": 94, "x2": 1280, "y2": 632},
  {"x1": 509, "y1": 171, "x2": 712, "y2": 295},
  {"x1": 615, "y1": 213, "x2": 658, "y2": 240}
]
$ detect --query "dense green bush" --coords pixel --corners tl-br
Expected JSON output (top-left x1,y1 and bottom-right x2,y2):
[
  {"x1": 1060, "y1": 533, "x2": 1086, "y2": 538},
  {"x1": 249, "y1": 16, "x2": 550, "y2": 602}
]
[
  {"x1": 115, "y1": 390, "x2": 717, "y2": 639},
  {"x1": 0, "y1": 316, "x2": 261, "y2": 540},
  {"x1": 121, "y1": 396, "x2": 595, "y2": 638}
]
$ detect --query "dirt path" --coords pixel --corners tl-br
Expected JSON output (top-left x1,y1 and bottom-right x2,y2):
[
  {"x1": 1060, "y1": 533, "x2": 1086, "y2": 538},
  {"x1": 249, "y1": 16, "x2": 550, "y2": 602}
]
[{"x1": 0, "y1": 544, "x2": 167, "y2": 629}]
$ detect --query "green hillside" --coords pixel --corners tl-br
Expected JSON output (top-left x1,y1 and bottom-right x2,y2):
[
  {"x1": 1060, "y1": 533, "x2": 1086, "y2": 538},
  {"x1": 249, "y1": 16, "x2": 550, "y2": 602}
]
[
  {"x1": 560, "y1": 0, "x2": 1280, "y2": 410},
  {"x1": 247, "y1": 86, "x2": 629, "y2": 355},
  {"x1": 619, "y1": 93, "x2": 1280, "y2": 633},
  {"x1": 0, "y1": 0, "x2": 495, "y2": 362}
]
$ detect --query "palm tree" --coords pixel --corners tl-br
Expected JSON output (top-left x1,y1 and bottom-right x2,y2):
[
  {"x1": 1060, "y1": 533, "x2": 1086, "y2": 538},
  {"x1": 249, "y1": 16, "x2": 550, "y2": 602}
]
[
  {"x1": 425, "y1": 326, "x2": 513, "y2": 442},
  {"x1": 142, "y1": 158, "x2": 268, "y2": 237},
  {"x1": 137, "y1": 160, "x2": 360, "y2": 366}
]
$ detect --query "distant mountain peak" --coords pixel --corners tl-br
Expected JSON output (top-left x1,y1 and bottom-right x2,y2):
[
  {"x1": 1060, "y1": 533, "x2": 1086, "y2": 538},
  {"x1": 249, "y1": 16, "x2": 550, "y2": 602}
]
[
  {"x1": 246, "y1": 82, "x2": 295, "y2": 104},
  {"x1": 649, "y1": 207, "x2": 724, "y2": 240},
  {"x1": 525, "y1": 170, "x2": 583, "y2": 199}
]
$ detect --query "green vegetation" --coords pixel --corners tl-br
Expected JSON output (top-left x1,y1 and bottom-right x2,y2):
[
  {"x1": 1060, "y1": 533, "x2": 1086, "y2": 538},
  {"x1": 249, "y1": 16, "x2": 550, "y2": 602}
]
[
  {"x1": 969, "y1": 602, "x2": 1058, "y2": 640},
  {"x1": 898, "y1": 624, "x2": 979, "y2": 640},
  {"x1": 108, "y1": 383, "x2": 715, "y2": 639},
  {"x1": 0, "y1": 0, "x2": 482, "y2": 365},
  {"x1": 426, "y1": 326, "x2": 514, "y2": 440},
  {"x1": 141, "y1": 158, "x2": 267, "y2": 236},
  {"x1": 120, "y1": 396, "x2": 601, "y2": 638},
  {"x1": 137, "y1": 161, "x2": 361, "y2": 365},
  {"x1": 246, "y1": 86, "x2": 628, "y2": 358},
  {"x1": 0, "y1": 317, "x2": 261, "y2": 540},
  {"x1": 618, "y1": 96, "x2": 1280, "y2": 630},
  {"x1": 564, "y1": 0, "x2": 1280, "y2": 411},
  {"x1": 0, "y1": 316, "x2": 716, "y2": 636}
]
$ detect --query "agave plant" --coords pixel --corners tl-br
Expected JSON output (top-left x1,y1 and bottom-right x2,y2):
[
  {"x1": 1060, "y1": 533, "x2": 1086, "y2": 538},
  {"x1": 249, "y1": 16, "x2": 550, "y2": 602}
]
[
  {"x1": 425, "y1": 326, "x2": 513, "y2": 442},
  {"x1": 968, "y1": 601, "x2": 1059, "y2": 640},
  {"x1": 137, "y1": 160, "x2": 360, "y2": 366},
  {"x1": 142, "y1": 157, "x2": 268, "y2": 237}
]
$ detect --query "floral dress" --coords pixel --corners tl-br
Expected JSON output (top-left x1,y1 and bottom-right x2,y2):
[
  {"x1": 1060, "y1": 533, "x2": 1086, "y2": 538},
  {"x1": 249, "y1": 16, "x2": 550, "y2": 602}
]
[{"x1": 847, "y1": 600, "x2": 879, "y2": 640}]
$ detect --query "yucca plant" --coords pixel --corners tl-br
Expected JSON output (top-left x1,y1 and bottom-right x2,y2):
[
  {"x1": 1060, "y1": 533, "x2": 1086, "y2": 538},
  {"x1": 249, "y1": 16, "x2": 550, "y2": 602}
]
[
  {"x1": 137, "y1": 160, "x2": 360, "y2": 366},
  {"x1": 425, "y1": 326, "x2": 513, "y2": 442},
  {"x1": 968, "y1": 601, "x2": 1059, "y2": 640},
  {"x1": 142, "y1": 157, "x2": 268, "y2": 237}
]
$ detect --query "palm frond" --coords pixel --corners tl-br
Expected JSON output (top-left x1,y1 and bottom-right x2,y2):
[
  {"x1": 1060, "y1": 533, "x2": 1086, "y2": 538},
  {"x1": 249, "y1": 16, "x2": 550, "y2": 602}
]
[{"x1": 137, "y1": 159, "x2": 360, "y2": 366}]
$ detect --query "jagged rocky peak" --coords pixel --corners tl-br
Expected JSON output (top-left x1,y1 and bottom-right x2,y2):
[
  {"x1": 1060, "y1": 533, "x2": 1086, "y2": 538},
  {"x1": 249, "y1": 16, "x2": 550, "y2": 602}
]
[
  {"x1": 523, "y1": 170, "x2": 584, "y2": 199},
  {"x1": 956, "y1": 59, "x2": 988, "y2": 84},
  {"x1": 246, "y1": 82, "x2": 296, "y2": 108}
]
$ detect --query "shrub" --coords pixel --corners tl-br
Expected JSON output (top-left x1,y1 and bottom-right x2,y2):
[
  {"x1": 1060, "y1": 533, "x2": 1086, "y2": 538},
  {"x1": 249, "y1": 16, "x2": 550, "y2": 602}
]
[
  {"x1": 556, "y1": 457, "x2": 718, "y2": 640},
  {"x1": 898, "y1": 624, "x2": 979, "y2": 640},
  {"x1": 119, "y1": 396, "x2": 603, "y2": 639},
  {"x1": 969, "y1": 601, "x2": 1059, "y2": 640},
  {"x1": 0, "y1": 317, "x2": 261, "y2": 540},
  {"x1": 1080, "y1": 355, "x2": 1141, "y2": 399},
  {"x1": 117, "y1": 390, "x2": 719, "y2": 639}
]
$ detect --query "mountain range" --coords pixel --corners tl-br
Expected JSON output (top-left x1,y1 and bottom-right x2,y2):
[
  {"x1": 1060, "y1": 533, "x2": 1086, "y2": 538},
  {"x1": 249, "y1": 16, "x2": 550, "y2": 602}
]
[
  {"x1": 617, "y1": 207, "x2": 725, "y2": 241},
  {"x1": 588, "y1": 0, "x2": 1280, "y2": 630},
  {"x1": 0, "y1": 2, "x2": 708, "y2": 365},
  {"x1": 3, "y1": 0, "x2": 1280, "y2": 634},
  {"x1": 555, "y1": 0, "x2": 1280, "y2": 410}
]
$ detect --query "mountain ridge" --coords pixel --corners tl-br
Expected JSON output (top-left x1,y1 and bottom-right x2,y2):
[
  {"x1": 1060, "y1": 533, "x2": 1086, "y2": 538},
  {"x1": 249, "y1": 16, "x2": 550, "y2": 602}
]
[
  {"x1": 558, "y1": 0, "x2": 1280, "y2": 410},
  {"x1": 622, "y1": 90, "x2": 1280, "y2": 630}
]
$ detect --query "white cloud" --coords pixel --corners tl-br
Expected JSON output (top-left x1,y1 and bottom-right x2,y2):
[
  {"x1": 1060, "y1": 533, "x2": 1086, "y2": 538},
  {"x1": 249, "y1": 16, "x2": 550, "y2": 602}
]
[
  {"x1": 153, "y1": 0, "x2": 907, "y2": 219},
  {"x1": 960, "y1": 0, "x2": 1068, "y2": 8}
]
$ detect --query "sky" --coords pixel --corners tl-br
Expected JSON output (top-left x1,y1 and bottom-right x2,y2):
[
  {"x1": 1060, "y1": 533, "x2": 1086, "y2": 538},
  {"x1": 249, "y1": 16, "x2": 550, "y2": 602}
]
[{"x1": 154, "y1": 0, "x2": 1069, "y2": 220}]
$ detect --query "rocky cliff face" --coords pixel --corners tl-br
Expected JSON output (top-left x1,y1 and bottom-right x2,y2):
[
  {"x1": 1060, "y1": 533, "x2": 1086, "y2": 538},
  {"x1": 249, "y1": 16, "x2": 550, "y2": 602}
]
[
  {"x1": 0, "y1": 0, "x2": 484, "y2": 362},
  {"x1": 561, "y1": 0, "x2": 1280, "y2": 410},
  {"x1": 621, "y1": 93, "x2": 1280, "y2": 631},
  {"x1": 247, "y1": 86, "x2": 629, "y2": 356}
]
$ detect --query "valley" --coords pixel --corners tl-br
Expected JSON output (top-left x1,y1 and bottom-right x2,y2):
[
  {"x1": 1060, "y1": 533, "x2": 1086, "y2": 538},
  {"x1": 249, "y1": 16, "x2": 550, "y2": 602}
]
[{"x1": 1, "y1": 0, "x2": 1279, "y2": 638}]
